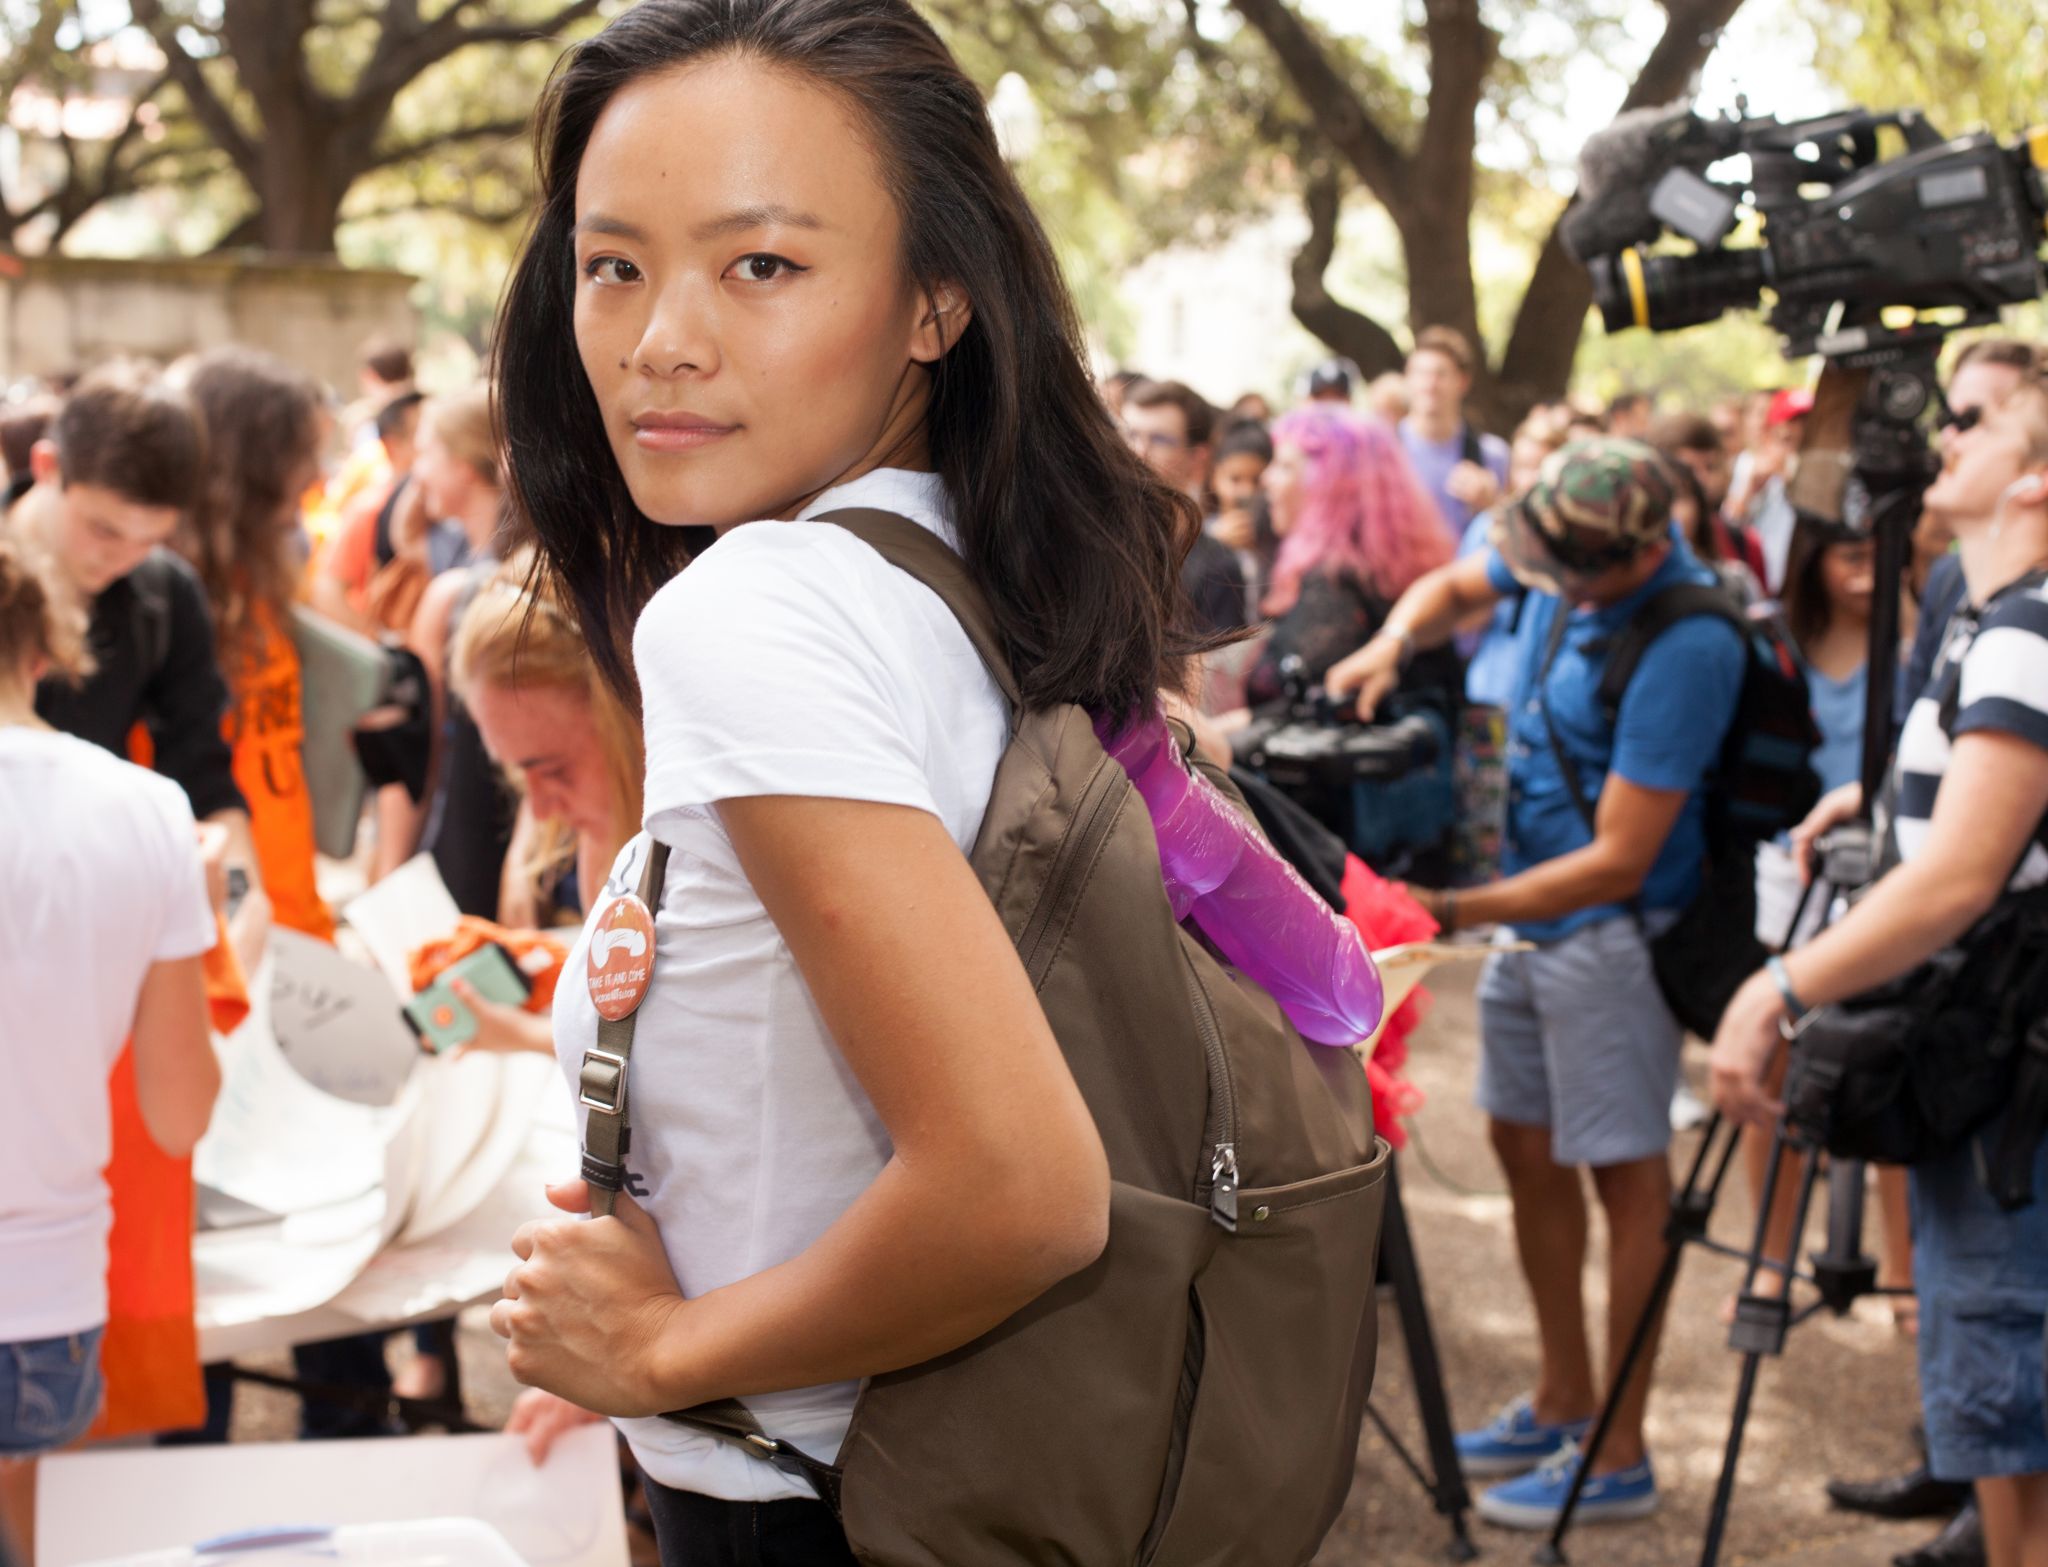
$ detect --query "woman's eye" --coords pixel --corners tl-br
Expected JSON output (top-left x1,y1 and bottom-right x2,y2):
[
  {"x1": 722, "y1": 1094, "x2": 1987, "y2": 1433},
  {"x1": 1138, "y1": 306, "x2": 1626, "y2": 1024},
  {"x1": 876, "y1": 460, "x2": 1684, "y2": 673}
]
[
  {"x1": 727, "y1": 253, "x2": 805, "y2": 283},
  {"x1": 584, "y1": 256, "x2": 641, "y2": 285}
]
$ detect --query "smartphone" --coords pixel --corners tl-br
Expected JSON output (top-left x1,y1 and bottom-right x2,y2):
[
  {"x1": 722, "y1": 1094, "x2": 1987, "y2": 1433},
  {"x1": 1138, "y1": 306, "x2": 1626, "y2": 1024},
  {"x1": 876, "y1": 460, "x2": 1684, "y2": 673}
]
[{"x1": 402, "y1": 942, "x2": 533, "y2": 1054}]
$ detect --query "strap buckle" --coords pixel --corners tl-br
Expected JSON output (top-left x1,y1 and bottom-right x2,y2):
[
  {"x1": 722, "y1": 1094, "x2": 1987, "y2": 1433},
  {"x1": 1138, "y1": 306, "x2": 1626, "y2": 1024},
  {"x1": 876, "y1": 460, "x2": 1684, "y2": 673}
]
[
  {"x1": 579, "y1": 1047, "x2": 628, "y2": 1114},
  {"x1": 743, "y1": 1433, "x2": 783, "y2": 1458}
]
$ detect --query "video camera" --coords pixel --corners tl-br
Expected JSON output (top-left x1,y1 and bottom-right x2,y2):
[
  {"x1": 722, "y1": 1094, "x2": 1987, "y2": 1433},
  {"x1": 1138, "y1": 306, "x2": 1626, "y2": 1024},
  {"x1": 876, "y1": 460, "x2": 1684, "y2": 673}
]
[
  {"x1": 1563, "y1": 104, "x2": 2048, "y2": 358},
  {"x1": 1230, "y1": 657, "x2": 1448, "y2": 872}
]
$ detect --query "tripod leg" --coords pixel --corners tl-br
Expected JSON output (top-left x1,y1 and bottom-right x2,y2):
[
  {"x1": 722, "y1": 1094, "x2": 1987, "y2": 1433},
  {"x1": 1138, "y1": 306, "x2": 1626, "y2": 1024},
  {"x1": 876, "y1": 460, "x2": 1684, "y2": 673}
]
[
  {"x1": 1539, "y1": 1117, "x2": 1740, "y2": 1565},
  {"x1": 1379, "y1": 1160, "x2": 1478, "y2": 1561},
  {"x1": 1703, "y1": 1144, "x2": 1825, "y2": 1567},
  {"x1": 1696, "y1": 1350, "x2": 1766, "y2": 1567}
]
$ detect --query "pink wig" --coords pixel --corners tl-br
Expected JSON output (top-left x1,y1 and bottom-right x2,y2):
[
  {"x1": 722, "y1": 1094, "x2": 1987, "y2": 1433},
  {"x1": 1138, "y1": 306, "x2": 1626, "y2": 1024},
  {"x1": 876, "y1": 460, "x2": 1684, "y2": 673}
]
[{"x1": 1263, "y1": 404, "x2": 1452, "y2": 615}]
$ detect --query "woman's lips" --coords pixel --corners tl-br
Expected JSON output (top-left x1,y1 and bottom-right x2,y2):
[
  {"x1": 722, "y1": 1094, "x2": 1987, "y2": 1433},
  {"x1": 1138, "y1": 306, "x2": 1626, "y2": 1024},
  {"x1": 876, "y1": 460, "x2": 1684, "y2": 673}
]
[{"x1": 632, "y1": 414, "x2": 737, "y2": 452}]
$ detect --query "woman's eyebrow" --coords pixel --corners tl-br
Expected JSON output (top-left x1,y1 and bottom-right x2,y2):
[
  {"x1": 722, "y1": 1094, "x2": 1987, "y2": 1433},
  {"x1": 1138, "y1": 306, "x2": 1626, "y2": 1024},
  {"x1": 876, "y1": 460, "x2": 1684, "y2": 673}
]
[
  {"x1": 690, "y1": 203, "x2": 827, "y2": 241},
  {"x1": 575, "y1": 213, "x2": 652, "y2": 242}
]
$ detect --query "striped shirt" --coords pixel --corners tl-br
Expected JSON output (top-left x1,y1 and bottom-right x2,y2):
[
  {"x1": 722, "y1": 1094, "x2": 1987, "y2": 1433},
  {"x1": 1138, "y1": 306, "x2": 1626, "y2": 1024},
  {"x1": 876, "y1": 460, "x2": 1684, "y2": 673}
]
[{"x1": 1886, "y1": 570, "x2": 2048, "y2": 886}]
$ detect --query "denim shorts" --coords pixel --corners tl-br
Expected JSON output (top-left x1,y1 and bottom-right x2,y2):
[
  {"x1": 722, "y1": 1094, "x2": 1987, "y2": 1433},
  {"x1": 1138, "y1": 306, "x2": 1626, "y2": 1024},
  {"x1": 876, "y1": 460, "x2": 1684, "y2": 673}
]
[
  {"x1": 1475, "y1": 914, "x2": 1683, "y2": 1168},
  {"x1": 1, "y1": 1326, "x2": 105, "y2": 1457},
  {"x1": 1911, "y1": 1124, "x2": 2048, "y2": 1481}
]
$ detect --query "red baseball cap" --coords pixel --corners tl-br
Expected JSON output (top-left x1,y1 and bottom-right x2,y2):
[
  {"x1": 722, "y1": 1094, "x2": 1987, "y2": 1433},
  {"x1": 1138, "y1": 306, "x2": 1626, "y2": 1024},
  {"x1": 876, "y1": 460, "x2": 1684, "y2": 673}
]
[{"x1": 1765, "y1": 388, "x2": 1814, "y2": 427}]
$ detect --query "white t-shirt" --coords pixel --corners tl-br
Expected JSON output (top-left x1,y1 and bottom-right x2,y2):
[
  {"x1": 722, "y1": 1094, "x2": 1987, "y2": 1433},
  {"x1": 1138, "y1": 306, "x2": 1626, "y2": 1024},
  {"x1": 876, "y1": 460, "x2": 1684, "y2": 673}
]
[
  {"x1": 0, "y1": 727, "x2": 216, "y2": 1341},
  {"x1": 551, "y1": 468, "x2": 1008, "y2": 1500}
]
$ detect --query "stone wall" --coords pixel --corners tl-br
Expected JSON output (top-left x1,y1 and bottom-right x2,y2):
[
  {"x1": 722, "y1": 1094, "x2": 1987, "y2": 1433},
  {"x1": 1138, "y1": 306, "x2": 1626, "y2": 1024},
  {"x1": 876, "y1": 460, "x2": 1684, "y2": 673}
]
[{"x1": 0, "y1": 253, "x2": 419, "y2": 396}]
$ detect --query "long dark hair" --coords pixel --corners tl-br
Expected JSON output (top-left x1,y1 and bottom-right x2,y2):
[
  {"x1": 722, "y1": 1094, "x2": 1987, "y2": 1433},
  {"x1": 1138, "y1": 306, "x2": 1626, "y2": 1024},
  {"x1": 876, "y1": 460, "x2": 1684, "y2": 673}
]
[
  {"x1": 1780, "y1": 516, "x2": 1867, "y2": 655},
  {"x1": 176, "y1": 347, "x2": 322, "y2": 675},
  {"x1": 495, "y1": 0, "x2": 1199, "y2": 716}
]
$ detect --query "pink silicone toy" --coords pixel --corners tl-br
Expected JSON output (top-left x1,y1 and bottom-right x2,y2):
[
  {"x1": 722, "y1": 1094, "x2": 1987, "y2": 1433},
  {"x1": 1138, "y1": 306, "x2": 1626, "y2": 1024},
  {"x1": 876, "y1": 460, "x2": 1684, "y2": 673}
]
[{"x1": 1095, "y1": 708, "x2": 1384, "y2": 1047}]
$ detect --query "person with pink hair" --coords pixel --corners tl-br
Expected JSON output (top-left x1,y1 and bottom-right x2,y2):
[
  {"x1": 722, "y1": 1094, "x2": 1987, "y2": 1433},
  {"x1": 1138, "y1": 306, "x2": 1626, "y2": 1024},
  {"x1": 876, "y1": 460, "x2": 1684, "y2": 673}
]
[{"x1": 1243, "y1": 402, "x2": 1461, "y2": 708}]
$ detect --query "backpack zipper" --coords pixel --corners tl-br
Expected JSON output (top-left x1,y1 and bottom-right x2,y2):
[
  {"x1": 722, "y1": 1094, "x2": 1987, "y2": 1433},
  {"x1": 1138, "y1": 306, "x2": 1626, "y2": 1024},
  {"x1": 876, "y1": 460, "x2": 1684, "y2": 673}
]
[
  {"x1": 1182, "y1": 946, "x2": 1240, "y2": 1231},
  {"x1": 1018, "y1": 758, "x2": 1123, "y2": 986}
]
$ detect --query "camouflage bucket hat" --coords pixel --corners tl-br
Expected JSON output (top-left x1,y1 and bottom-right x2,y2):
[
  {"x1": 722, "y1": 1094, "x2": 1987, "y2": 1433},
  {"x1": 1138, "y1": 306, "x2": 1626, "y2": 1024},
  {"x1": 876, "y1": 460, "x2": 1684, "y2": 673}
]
[{"x1": 1491, "y1": 435, "x2": 1680, "y2": 591}]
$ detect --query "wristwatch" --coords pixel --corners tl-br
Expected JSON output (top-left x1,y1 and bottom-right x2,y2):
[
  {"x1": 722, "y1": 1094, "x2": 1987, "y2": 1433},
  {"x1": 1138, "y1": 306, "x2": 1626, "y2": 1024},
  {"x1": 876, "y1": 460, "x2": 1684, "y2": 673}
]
[{"x1": 1379, "y1": 625, "x2": 1416, "y2": 669}]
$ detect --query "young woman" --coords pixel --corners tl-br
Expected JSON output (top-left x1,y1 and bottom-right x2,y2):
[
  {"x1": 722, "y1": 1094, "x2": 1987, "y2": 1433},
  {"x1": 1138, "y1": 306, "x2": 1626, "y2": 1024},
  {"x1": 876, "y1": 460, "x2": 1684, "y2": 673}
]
[
  {"x1": 174, "y1": 348, "x2": 333, "y2": 943},
  {"x1": 455, "y1": 557, "x2": 643, "y2": 925},
  {"x1": 435, "y1": 560, "x2": 646, "y2": 1057},
  {"x1": 1239, "y1": 402, "x2": 1459, "y2": 710},
  {"x1": 1735, "y1": 516, "x2": 1892, "y2": 1323},
  {"x1": 1712, "y1": 379, "x2": 2048, "y2": 1567},
  {"x1": 1757, "y1": 516, "x2": 1876, "y2": 936},
  {"x1": 0, "y1": 536, "x2": 220, "y2": 1560},
  {"x1": 488, "y1": 4, "x2": 1196, "y2": 1558},
  {"x1": 374, "y1": 386, "x2": 525, "y2": 919}
]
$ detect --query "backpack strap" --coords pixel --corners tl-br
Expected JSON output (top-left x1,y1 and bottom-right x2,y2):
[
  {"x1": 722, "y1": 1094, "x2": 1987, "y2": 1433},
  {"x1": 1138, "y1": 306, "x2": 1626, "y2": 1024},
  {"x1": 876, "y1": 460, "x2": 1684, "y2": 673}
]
[
  {"x1": 1534, "y1": 603, "x2": 1602, "y2": 840},
  {"x1": 577, "y1": 834, "x2": 850, "y2": 1509},
  {"x1": 1459, "y1": 423, "x2": 1485, "y2": 469},
  {"x1": 1594, "y1": 582, "x2": 1745, "y2": 724},
  {"x1": 578, "y1": 838, "x2": 670, "y2": 1219},
  {"x1": 814, "y1": 507, "x2": 1022, "y2": 709}
]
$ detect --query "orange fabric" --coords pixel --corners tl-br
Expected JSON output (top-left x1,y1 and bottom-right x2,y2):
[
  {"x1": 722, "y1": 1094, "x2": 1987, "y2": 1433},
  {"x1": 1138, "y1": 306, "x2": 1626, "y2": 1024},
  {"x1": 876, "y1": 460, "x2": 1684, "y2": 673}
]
[
  {"x1": 225, "y1": 605, "x2": 334, "y2": 942},
  {"x1": 87, "y1": 921, "x2": 249, "y2": 1440},
  {"x1": 321, "y1": 478, "x2": 392, "y2": 611},
  {"x1": 408, "y1": 915, "x2": 569, "y2": 1014},
  {"x1": 323, "y1": 442, "x2": 391, "y2": 527}
]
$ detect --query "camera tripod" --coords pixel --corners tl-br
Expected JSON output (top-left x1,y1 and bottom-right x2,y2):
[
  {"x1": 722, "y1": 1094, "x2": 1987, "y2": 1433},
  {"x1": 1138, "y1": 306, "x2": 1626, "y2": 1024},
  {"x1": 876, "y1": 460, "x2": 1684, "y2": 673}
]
[
  {"x1": 1534, "y1": 850, "x2": 1906, "y2": 1567},
  {"x1": 1371, "y1": 1158, "x2": 1479, "y2": 1561}
]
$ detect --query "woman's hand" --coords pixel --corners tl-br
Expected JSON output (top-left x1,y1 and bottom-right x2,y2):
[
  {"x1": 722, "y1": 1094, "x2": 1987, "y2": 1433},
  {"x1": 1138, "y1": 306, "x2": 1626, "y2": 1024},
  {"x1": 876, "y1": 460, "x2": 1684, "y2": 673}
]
[
  {"x1": 504, "y1": 1388, "x2": 604, "y2": 1466},
  {"x1": 1788, "y1": 782, "x2": 1863, "y2": 885},
  {"x1": 449, "y1": 978, "x2": 554, "y2": 1055},
  {"x1": 492, "y1": 1181, "x2": 690, "y2": 1417},
  {"x1": 1211, "y1": 504, "x2": 1256, "y2": 553},
  {"x1": 1709, "y1": 971, "x2": 1789, "y2": 1128}
]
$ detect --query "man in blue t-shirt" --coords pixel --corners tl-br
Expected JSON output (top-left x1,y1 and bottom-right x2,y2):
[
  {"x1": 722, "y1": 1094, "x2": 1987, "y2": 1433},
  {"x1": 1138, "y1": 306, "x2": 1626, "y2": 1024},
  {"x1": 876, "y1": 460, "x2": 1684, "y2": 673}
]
[
  {"x1": 1328, "y1": 438, "x2": 1747, "y2": 1531},
  {"x1": 1398, "y1": 324, "x2": 1511, "y2": 543}
]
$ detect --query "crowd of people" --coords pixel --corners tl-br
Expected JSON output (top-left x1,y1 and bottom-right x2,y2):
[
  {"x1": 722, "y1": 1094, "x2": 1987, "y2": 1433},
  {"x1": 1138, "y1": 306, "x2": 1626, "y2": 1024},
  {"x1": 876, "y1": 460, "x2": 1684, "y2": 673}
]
[{"x1": 2, "y1": 4, "x2": 2047, "y2": 1566}]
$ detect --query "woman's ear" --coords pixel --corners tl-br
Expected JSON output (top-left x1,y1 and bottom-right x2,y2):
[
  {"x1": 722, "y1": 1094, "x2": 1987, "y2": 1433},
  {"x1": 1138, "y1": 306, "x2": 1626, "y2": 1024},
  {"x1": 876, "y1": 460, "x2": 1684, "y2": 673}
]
[{"x1": 910, "y1": 284, "x2": 971, "y2": 364}]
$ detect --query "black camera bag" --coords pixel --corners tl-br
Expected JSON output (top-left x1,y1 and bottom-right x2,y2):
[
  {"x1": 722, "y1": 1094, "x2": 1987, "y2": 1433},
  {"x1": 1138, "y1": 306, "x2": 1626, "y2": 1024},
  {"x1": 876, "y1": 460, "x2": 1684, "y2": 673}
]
[{"x1": 1783, "y1": 881, "x2": 2048, "y2": 1205}]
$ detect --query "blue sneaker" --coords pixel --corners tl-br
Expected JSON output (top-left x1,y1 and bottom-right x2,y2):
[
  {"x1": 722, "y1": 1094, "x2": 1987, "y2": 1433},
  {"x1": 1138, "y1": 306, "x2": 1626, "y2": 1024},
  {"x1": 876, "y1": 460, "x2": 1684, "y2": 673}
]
[
  {"x1": 1475, "y1": 1444, "x2": 1659, "y2": 1529},
  {"x1": 1454, "y1": 1395, "x2": 1591, "y2": 1477}
]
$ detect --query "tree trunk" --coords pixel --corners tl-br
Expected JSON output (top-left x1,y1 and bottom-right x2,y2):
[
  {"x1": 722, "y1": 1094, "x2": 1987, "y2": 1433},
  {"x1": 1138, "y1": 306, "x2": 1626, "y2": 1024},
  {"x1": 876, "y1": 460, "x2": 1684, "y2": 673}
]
[
  {"x1": 1491, "y1": 0, "x2": 1753, "y2": 427},
  {"x1": 1288, "y1": 166, "x2": 1405, "y2": 380}
]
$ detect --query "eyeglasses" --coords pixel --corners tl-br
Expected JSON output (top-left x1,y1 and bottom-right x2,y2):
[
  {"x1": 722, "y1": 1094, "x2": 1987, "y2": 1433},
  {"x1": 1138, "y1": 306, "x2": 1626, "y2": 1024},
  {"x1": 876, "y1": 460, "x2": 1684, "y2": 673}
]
[
  {"x1": 1940, "y1": 404, "x2": 1985, "y2": 436},
  {"x1": 1125, "y1": 428, "x2": 1188, "y2": 454}
]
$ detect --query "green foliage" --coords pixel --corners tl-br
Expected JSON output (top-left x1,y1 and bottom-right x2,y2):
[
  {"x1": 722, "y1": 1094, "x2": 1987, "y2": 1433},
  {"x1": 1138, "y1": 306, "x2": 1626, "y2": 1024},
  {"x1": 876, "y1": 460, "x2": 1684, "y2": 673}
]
[{"x1": 1801, "y1": 0, "x2": 2045, "y2": 141}]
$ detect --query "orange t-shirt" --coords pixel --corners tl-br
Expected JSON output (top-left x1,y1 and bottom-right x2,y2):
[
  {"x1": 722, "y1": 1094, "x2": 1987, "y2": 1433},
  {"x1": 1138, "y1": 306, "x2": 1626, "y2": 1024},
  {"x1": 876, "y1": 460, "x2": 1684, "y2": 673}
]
[{"x1": 224, "y1": 606, "x2": 334, "y2": 941}]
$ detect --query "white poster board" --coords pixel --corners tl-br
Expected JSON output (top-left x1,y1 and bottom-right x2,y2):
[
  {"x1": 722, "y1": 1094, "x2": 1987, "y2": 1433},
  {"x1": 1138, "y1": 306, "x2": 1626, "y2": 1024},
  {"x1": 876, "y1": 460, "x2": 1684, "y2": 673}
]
[{"x1": 38, "y1": 1427, "x2": 626, "y2": 1567}]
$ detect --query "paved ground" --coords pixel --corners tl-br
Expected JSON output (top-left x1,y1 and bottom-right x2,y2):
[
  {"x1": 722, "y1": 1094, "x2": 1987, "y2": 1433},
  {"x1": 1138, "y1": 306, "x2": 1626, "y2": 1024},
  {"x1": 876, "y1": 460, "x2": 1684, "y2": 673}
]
[
  {"x1": 1311, "y1": 971, "x2": 1935, "y2": 1567},
  {"x1": 230, "y1": 967, "x2": 1944, "y2": 1566}
]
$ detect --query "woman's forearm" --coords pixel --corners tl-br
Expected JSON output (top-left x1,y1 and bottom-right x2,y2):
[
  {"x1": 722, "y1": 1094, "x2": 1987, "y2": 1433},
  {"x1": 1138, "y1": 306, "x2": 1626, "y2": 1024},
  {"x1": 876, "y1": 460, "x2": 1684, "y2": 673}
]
[
  {"x1": 1779, "y1": 860, "x2": 1995, "y2": 1011},
  {"x1": 647, "y1": 1151, "x2": 1101, "y2": 1414}
]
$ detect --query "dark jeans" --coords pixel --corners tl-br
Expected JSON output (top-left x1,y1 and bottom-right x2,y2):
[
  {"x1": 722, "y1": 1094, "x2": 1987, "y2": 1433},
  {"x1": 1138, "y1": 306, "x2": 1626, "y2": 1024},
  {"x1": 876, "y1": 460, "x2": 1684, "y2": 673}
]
[{"x1": 641, "y1": 1477, "x2": 854, "y2": 1567}]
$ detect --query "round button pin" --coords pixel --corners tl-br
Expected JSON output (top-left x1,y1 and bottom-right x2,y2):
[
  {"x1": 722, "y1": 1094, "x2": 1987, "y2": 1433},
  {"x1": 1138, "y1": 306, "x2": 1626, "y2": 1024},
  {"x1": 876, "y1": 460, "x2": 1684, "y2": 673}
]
[{"x1": 587, "y1": 893, "x2": 657, "y2": 1021}]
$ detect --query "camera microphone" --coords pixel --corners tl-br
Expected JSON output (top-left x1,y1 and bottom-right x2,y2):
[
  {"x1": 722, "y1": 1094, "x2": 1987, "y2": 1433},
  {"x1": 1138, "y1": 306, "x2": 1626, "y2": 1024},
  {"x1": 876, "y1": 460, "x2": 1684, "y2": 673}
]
[{"x1": 1561, "y1": 103, "x2": 1724, "y2": 263}]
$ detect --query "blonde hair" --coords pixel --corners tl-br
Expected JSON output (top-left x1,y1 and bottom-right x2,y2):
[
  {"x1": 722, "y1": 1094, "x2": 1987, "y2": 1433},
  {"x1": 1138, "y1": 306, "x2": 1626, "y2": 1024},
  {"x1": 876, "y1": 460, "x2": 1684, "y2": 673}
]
[
  {"x1": 2012, "y1": 377, "x2": 2048, "y2": 466},
  {"x1": 451, "y1": 553, "x2": 642, "y2": 904},
  {"x1": 421, "y1": 384, "x2": 500, "y2": 490},
  {"x1": 0, "y1": 531, "x2": 90, "y2": 684}
]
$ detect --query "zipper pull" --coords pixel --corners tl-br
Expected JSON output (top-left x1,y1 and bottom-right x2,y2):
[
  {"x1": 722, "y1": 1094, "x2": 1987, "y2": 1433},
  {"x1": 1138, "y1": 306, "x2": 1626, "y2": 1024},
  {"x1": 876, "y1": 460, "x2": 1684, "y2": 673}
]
[{"x1": 1209, "y1": 1143, "x2": 1239, "y2": 1232}]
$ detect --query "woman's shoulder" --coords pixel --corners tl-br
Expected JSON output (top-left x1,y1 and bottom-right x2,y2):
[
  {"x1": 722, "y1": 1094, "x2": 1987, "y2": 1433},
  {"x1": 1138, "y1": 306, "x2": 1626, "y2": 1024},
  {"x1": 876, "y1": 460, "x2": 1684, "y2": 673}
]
[
  {"x1": 640, "y1": 519, "x2": 945, "y2": 647},
  {"x1": 631, "y1": 520, "x2": 948, "y2": 708}
]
